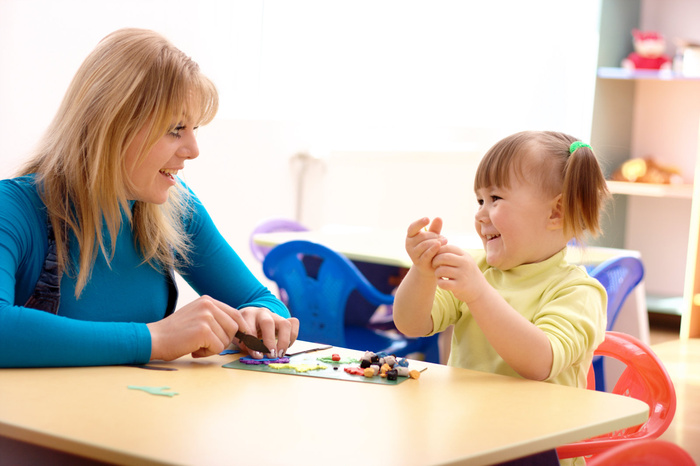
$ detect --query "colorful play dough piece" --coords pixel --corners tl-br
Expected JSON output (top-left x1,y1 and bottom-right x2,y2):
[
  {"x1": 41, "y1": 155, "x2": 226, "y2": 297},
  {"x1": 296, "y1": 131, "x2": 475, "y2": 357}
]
[
  {"x1": 344, "y1": 366, "x2": 365, "y2": 376},
  {"x1": 344, "y1": 351, "x2": 422, "y2": 382},
  {"x1": 239, "y1": 356, "x2": 290, "y2": 365},
  {"x1": 317, "y1": 356, "x2": 360, "y2": 365},
  {"x1": 267, "y1": 363, "x2": 326, "y2": 373}
]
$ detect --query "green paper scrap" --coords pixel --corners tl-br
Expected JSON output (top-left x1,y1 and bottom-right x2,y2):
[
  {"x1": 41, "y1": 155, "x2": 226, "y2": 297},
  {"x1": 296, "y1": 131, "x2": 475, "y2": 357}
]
[
  {"x1": 128, "y1": 385, "x2": 179, "y2": 397},
  {"x1": 317, "y1": 356, "x2": 360, "y2": 365}
]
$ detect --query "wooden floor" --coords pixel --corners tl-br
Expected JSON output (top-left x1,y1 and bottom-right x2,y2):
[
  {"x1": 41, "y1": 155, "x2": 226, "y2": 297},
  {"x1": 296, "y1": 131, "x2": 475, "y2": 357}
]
[{"x1": 648, "y1": 313, "x2": 700, "y2": 464}]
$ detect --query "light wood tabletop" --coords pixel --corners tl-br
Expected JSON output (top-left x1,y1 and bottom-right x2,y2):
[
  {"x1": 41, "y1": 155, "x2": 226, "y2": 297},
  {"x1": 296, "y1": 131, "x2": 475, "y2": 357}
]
[{"x1": 0, "y1": 344, "x2": 648, "y2": 466}]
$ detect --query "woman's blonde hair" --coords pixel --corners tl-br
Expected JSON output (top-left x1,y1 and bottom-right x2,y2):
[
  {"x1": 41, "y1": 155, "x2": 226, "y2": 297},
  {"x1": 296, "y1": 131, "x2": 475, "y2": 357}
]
[
  {"x1": 474, "y1": 130, "x2": 610, "y2": 244},
  {"x1": 18, "y1": 28, "x2": 219, "y2": 297}
]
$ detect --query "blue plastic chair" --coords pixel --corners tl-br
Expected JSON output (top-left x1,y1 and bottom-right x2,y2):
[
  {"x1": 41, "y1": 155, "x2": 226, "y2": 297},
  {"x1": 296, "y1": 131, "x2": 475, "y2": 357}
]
[
  {"x1": 262, "y1": 240, "x2": 440, "y2": 362},
  {"x1": 589, "y1": 255, "x2": 645, "y2": 392},
  {"x1": 249, "y1": 218, "x2": 309, "y2": 263}
]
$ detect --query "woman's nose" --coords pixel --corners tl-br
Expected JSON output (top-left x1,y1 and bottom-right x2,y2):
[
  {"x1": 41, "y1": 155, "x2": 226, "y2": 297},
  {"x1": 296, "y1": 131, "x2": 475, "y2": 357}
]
[{"x1": 177, "y1": 129, "x2": 200, "y2": 160}]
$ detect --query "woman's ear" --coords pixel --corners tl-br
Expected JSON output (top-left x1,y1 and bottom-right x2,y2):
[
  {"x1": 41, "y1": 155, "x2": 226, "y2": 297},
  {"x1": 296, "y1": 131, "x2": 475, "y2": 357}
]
[{"x1": 547, "y1": 194, "x2": 564, "y2": 230}]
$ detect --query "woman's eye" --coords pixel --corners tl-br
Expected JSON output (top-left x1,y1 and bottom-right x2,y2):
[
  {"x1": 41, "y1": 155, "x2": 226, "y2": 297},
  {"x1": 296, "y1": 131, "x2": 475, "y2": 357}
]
[{"x1": 169, "y1": 125, "x2": 186, "y2": 138}]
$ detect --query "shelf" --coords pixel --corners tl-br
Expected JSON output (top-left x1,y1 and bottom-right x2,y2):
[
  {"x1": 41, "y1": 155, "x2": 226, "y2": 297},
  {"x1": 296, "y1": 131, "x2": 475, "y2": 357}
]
[
  {"x1": 598, "y1": 67, "x2": 700, "y2": 81},
  {"x1": 647, "y1": 295, "x2": 684, "y2": 316},
  {"x1": 606, "y1": 180, "x2": 693, "y2": 199}
]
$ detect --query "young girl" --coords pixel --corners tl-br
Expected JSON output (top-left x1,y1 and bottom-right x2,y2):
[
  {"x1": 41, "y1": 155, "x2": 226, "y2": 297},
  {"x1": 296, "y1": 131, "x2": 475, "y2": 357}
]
[{"x1": 393, "y1": 130, "x2": 610, "y2": 388}]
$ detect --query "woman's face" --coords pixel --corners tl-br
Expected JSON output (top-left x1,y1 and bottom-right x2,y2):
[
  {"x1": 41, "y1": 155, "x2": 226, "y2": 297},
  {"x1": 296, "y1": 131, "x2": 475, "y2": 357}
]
[{"x1": 124, "y1": 122, "x2": 199, "y2": 204}]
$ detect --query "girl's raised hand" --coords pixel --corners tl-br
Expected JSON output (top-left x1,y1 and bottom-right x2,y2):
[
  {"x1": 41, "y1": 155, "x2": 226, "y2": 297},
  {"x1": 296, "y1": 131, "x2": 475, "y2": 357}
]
[
  {"x1": 405, "y1": 217, "x2": 447, "y2": 275},
  {"x1": 432, "y1": 244, "x2": 486, "y2": 304}
]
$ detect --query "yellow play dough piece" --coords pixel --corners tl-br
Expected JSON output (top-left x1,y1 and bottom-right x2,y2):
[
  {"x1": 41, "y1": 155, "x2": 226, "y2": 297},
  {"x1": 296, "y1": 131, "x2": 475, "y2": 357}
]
[{"x1": 268, "y1": 363, "x2": 326, "y2": 373}]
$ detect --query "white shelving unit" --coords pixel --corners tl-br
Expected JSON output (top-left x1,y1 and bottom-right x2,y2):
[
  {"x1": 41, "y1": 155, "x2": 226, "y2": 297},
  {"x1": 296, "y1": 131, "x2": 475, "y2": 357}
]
[
  {"x1": 593, "y1": 0, "x2": 700, "y2": 337},
  {"x1": 607, "y1": 180, "x2": 693, "y2": 200}
]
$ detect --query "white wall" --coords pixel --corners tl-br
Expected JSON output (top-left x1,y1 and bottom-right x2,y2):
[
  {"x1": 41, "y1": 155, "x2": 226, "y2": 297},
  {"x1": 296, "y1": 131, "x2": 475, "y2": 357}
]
[{"x1": 0, "y1": 0, "x2": 600, "y2": 303}]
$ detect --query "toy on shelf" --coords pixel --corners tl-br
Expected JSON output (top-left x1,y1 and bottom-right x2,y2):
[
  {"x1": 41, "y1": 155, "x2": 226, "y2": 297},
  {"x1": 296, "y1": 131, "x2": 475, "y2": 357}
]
[
  {"x1": 611, "y1": 157, "x2": 683, "y2": 184},
  {"x1": 675, "y1": 39, "x2": 700, "y2": 77},
  {"x1": 621, "y1": 29, "x2": 671, "y2": 71}
]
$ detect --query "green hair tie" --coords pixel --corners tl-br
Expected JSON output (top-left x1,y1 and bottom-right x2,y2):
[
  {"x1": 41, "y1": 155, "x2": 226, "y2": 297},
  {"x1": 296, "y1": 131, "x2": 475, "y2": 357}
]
[{"x1": 569, "y1": 141, "x2": 592, "y2": 154}]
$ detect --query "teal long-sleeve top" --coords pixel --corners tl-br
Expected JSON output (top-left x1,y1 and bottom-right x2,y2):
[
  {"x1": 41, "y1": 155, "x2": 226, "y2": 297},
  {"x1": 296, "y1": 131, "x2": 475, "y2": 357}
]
[{"x1": 0, "y1": 175, "x2": 289, "y2": 367}]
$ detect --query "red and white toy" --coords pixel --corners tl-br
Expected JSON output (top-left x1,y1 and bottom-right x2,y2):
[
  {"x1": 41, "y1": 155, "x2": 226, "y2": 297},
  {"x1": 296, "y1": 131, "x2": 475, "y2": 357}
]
[{"x1": 621, "y1": 29, "x2": 671, "y2": 70}]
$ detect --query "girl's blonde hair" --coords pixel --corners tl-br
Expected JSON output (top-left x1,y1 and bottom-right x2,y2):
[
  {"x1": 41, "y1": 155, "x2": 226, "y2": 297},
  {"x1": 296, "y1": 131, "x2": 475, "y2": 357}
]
[
  {"x1": 474, "y1": 130, "x2": 609, "y2": 244},
  {"x1": 18, "y1": 28, "x2": 219, "y2": 297}
]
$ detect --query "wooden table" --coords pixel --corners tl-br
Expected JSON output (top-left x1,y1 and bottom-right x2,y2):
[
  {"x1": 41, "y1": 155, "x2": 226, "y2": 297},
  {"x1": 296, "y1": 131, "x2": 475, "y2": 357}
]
[{"x1": 0, "y1": 345, "x2": 648, "y2": 466}]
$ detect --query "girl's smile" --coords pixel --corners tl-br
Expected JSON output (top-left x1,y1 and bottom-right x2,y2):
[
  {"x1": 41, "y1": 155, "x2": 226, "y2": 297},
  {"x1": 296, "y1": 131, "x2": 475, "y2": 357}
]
[{"x1": 475, "y1": 174, "x2": 565, "y2": 271}]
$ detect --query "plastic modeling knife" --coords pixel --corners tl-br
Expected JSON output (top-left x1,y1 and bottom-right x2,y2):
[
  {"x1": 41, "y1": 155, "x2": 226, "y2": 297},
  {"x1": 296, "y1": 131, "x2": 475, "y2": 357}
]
[{"x1": 234, "y1": 330, "x2": 271, "y2": 354}]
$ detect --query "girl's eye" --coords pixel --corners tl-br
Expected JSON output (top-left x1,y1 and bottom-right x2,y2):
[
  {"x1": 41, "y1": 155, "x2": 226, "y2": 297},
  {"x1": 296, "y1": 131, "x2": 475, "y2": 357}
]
[
  {"x1": 477, "y1": 198, "x2": 484, "y2": 206},
  {"x1": 491, "y1": 195, "x2": 502, "y2": 202}
]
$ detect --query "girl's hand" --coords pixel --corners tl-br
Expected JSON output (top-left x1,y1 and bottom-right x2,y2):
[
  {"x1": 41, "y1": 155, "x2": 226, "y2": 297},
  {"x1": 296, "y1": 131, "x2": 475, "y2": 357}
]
[
  {"x1": 405, "y1": 217, "x2": 447, "y2": 275},
  {"x1": 146, "y1": 296, "x2": 299, "y2": 361},
  {"x1": 432, "y1": 244, "x2": 486, "y2": 304}
]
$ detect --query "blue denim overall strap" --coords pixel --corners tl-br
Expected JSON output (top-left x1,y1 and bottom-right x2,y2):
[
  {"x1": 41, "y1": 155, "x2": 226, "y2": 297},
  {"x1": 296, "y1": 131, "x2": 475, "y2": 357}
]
[
  {"x1": 164, "y1": 265, "x2": 179, "y2": 317},
  {"x1": 23, "y1": 220, "x2": 179, "y2": 317},
  {"x1": 23, "y1": 221, "x2": 61, "y2": 314}
]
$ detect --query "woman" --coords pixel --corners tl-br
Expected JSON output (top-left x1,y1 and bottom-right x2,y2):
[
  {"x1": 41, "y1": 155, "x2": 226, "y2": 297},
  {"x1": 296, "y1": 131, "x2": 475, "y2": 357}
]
[{"x1": 0, "y1": 28, "x2": 298, "y2": 367}]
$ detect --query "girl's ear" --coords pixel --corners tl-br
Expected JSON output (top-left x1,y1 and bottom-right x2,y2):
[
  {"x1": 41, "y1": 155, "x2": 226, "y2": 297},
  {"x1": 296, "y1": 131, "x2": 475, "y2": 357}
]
[{"x1": 547, "y1": 194, "x2": 564, "y2": 230}]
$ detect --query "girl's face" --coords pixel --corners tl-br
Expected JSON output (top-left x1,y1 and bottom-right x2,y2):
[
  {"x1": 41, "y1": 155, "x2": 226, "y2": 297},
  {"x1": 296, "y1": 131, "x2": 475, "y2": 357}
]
[
  {"x1": 124, "y1": 122, "x2": 199, "y2": 204},
  {"x1": 474, "y1": 171, "x2": 562, "y2": 270}
]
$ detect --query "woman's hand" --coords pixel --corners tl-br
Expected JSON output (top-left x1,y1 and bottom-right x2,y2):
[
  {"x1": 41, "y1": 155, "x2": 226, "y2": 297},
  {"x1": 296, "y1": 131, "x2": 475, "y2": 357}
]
[
  {"x1": 236, "y1": 306, "x2": 299, "y2": 359},
  {"x1": 146, "y1": 295, "x2": 299, "y2": 361}
]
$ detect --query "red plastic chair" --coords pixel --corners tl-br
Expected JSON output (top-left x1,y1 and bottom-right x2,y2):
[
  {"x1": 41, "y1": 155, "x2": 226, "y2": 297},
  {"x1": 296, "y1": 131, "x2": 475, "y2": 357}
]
[
  {"x1": 557, "y1": 331, "x2": 677, "y2": 461},
  {"x1": 587, "y1": 439, "x2": 695, "y2": 466}
]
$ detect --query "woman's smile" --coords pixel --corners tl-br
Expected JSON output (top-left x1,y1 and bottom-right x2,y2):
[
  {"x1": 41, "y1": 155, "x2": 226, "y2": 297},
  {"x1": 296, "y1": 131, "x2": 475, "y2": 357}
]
[{"x1": 125, "y1": 124, "x2": 199, "y2": 204}]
